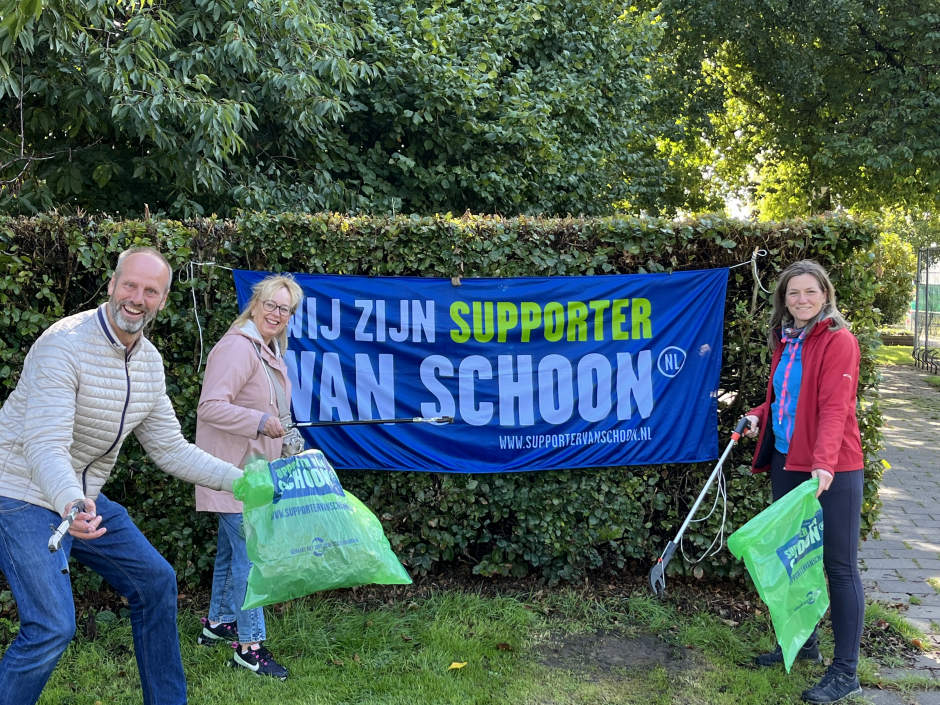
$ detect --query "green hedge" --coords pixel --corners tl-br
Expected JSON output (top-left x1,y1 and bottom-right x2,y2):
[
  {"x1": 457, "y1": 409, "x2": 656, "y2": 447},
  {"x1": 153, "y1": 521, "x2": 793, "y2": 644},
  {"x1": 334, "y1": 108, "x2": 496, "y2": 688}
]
[{"x1": 0, "y1": 212, "x2": 884, "y2": 587}]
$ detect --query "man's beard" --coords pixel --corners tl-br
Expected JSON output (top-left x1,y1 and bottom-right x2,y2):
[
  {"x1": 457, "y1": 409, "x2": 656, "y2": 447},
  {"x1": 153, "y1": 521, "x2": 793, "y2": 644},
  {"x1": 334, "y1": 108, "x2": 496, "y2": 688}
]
[{"x1": 109, "y1": 297, "x2": 158, "y2": 335}]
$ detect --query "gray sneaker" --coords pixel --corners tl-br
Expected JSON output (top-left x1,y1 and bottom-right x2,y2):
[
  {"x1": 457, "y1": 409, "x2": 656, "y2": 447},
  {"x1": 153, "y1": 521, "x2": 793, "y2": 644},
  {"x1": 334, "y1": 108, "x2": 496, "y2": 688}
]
[{"x1": 801, "y1": 667, "x2": 862, "y2": 703}]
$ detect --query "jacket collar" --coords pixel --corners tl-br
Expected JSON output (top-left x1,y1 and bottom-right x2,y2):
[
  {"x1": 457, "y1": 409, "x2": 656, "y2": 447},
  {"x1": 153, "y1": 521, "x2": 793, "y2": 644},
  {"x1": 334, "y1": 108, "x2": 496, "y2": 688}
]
[
  {"x1": 236, "y1": 320, "x2": 280, "y2": 360},
  {"x1": 96, "y1": 304, "x2": 143, "y2": 357},
  {"x1": 775, "y1": 317, "x2": 832, "y2": 344}
]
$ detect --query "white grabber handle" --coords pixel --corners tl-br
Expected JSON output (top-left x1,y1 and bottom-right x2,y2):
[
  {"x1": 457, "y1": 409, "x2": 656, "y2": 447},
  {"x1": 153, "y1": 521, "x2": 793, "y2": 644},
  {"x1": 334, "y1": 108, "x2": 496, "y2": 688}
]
[{"x1": 48, "y1": 500, "x2": 85, "y2": 554}]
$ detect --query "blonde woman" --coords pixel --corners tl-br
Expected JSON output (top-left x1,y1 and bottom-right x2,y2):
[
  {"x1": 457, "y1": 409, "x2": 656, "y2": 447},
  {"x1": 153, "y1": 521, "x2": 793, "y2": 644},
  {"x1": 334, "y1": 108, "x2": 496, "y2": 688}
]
[{"x1": 194, "y1": 274, "x2": 304, "y2": 680}]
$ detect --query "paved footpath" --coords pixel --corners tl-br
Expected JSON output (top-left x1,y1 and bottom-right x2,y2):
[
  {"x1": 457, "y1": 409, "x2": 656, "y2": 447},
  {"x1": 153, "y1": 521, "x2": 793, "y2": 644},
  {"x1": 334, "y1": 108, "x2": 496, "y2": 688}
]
[{"x1": 857, "y1": 364, "x2": 940, "y2": 704}]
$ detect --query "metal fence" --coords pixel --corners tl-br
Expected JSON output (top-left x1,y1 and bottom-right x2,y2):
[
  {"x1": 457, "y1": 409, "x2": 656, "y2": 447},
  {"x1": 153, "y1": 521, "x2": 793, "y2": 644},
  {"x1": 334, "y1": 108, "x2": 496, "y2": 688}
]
[{"x1": 914, "y1": 247, "x2": 940, "y2": 372}]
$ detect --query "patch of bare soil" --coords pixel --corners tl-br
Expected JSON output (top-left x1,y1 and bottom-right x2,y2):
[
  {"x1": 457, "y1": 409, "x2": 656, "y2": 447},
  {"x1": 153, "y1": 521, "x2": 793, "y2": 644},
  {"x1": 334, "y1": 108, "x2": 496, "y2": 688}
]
[{"x1": 536, "y1": 630, "x2": 703, "y2": 676}]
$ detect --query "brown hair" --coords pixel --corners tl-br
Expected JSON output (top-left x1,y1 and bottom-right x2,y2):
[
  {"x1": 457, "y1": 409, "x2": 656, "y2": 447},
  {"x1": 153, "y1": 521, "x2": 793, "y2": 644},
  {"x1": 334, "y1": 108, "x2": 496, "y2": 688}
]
[{"x1": 767, "y1": 260, "x2": 849, "y2": 346}]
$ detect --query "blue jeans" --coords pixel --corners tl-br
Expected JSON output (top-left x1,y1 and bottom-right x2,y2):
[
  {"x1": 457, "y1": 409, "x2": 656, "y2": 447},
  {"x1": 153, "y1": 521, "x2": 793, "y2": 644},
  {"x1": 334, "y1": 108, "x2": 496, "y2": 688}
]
[
  {"x1": 0, "y1": 494, "x2": 185, "y2": 705},
  {"x1": 207, "y1": 513, "x2": 265, "y2": 644}
]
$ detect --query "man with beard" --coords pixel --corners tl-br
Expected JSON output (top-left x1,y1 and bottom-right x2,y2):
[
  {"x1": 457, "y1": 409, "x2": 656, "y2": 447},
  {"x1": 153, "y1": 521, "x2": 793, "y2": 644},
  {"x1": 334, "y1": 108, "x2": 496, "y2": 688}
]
[{"x1": 0, "y1": 247, "x2": 244, "y2": 705}]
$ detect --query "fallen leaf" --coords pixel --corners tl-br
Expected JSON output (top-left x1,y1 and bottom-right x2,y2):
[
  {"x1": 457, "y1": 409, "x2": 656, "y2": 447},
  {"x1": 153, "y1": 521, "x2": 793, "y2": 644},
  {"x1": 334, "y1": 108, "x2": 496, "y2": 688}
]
[
  {"x1": 353, "y1": 653, "x2": 361, "y2": 662},
  {"x1": 448, "y1": 662, "x2": 468, "y2": 670},
  {"x1": 720, "y1": 619, "x2": 739, "y2": 627},
  {"x1": 333, "y1": 659, "x2": 344, "y2": 666},
  {"x1": 495, "y1": 643, "x2": 512, "y2": 651},
  {"x1": 401, "y1": 635, "x2": 413, "y2": 642}
]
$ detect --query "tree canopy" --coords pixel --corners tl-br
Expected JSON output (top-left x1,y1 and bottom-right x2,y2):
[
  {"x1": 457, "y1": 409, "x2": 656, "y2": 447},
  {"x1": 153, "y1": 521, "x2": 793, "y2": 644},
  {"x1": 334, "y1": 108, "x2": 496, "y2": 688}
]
[
  {"x1": 2, "y1": 0, "x2": 938, "y2": 219},
  {"x1": 647, "y1": 0, "x2": 940, "y2": 218},
  {"x1": 0, "y1": 0, "x2": 668, "y2": 217},
  {"x1": 0, "y1": 0, "x2": 378, "y2": 215}
]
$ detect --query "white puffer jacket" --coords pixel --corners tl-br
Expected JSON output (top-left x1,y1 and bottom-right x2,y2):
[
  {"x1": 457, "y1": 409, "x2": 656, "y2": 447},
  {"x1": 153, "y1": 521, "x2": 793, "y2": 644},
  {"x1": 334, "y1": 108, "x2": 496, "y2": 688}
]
[{"x1": 0, "y1": 305, "x2": 242, "y2": 516}]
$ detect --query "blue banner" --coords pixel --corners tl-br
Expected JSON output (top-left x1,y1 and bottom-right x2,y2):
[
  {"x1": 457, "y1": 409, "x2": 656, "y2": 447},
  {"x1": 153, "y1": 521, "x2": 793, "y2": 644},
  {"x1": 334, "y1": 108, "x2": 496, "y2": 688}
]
[{"x1": 233, "y1": 269, "x2": 728, "y2": 473}]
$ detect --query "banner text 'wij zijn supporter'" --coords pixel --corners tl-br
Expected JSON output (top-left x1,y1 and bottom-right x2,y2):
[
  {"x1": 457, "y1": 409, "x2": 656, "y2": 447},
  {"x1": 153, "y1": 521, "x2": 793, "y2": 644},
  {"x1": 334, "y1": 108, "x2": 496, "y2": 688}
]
[{"x1": 233, "y1": 270, "x2": 728, "y2": 473}]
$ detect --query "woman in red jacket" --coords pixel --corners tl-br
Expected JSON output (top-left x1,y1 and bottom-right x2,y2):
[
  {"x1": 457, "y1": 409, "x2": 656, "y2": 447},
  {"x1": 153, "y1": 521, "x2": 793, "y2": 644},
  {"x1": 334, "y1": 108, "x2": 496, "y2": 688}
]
[{"x1": 744, "y1": 260, "x2": 865, "y2": 705}]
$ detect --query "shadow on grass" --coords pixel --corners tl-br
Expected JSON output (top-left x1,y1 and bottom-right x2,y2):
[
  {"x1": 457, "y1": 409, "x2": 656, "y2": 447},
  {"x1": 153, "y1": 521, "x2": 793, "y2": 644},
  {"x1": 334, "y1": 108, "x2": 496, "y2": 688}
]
[{"x1": 16, "y1": 584, "x2": 931, "y2": 705}]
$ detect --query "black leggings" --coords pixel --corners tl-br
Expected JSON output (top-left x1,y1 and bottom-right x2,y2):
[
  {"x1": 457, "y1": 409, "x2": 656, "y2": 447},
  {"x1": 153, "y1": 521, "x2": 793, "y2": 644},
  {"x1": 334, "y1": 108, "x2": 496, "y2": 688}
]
[{"x1": 770, "y1": 449, "x2": 865, "y2": 674}]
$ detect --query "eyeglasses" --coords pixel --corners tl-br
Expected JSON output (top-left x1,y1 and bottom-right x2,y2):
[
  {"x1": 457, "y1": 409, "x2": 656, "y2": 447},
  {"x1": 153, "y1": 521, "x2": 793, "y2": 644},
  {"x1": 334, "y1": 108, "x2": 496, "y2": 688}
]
[{"x1": 261, "y1": 300, "x2": 294, "y2": 317}]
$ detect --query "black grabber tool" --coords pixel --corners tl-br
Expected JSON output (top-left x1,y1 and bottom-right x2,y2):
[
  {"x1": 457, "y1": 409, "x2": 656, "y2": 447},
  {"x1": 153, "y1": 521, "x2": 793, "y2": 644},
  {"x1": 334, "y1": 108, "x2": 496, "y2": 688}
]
[
  {"x1": 649, "y1": 415, "x2": 750, "y2": 596},
  {"x1": 288, "y1": 416, "x2": 453, "y2": 429}
]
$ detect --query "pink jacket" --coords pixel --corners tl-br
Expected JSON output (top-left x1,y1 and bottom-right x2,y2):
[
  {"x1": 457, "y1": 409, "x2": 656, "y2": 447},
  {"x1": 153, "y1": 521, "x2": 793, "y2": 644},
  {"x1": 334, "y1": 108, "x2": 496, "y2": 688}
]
[{"x1": 194, "y1": 323, "x2": 291, "y2": 513}]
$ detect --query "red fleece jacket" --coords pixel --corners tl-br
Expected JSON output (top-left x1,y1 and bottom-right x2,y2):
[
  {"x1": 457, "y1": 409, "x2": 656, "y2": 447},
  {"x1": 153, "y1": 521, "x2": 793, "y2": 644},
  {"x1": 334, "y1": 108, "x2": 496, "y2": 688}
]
[{"x1": 748, "y1": 320, "x2": 864, "y2": 474}]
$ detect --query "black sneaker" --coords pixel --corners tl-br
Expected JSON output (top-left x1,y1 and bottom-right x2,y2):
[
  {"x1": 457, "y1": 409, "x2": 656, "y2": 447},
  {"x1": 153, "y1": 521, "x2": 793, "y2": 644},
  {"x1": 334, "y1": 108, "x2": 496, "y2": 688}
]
[
  {"x1": 801, "y1": 666, "x2": 862, "y2": 704},
  {"x1": 197, "y1": 618, "x2": 238, "y2": 646},
  {"x1": 230, "y1": 643, "x2": 289, "y2": 681},
  {"x1": 754, "y1": 640, "x2": 822, "y2": 667}
]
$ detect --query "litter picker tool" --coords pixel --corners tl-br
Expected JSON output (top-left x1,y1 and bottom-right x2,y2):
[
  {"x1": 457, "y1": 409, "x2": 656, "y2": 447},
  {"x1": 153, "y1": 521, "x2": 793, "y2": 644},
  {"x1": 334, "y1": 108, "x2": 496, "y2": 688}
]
[
  {"x1": 49, "y1": 500, "x2": 85, "y2": 554},
  {"x1": 48, "y1": 500, "x2": 85, "y2": 572},
  {"x1": 649, "y1": 415, "x2": 750, "y2": 596},
  {"x1": 288, "y1": 416, "x2": 453, "y2": 429}
]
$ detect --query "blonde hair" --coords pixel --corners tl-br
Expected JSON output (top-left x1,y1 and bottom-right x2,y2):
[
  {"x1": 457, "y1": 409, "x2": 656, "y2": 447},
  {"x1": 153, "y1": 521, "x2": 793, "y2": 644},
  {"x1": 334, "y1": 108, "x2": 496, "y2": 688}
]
[
  {"x1": 768, "y1": 260, "x2": 849, "y2": 346},
  {"x1": 232, "y1": 274, "x2": 303, "y2": 351}
]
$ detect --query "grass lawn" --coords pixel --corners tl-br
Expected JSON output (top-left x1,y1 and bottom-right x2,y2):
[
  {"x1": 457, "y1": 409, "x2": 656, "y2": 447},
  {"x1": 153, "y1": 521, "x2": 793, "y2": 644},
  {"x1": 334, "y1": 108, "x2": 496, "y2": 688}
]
[
  {"x1": 23, "y1": 585, "x2": 934, "y2": 705},
  {"x1": 873, "y1": 345, "x2": 914, "y2": 366}
]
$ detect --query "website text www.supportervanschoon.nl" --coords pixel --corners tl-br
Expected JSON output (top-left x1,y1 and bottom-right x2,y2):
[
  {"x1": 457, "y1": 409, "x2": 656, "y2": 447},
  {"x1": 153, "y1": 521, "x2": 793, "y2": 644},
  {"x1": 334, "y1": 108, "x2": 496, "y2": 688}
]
[{"x1": 498, "y1": 427, "x2": 652, "y2": 450}]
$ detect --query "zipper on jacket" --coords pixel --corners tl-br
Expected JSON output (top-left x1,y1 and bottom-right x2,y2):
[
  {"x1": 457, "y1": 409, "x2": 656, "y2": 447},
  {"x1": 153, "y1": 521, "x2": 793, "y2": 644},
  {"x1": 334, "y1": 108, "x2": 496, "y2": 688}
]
[
  {"x1": 252, "y1": 340, "x2": 277, "y2": 407},
  {"x1": 81, "y1": 348, "x2": 132, "y2": 495}
]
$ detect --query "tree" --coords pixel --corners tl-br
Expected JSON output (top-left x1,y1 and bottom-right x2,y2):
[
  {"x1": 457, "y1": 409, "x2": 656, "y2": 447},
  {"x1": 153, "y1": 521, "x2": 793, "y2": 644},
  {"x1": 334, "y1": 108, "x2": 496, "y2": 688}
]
[
  {"x1": 324, "y1": 0, "x2": 668, "y2": 216},
  {"x1": 644, "y1": 0, "x2": 940, "y2": 218},
  {"x1": 1, "y1": 0, "x2": 670, "y2": 217},
  {"x1": 872, "y1": 230, "x2": 916, "y2": 325},
  {"x1": 0, "y1": 0, "x2": 379, "y2": 215}
]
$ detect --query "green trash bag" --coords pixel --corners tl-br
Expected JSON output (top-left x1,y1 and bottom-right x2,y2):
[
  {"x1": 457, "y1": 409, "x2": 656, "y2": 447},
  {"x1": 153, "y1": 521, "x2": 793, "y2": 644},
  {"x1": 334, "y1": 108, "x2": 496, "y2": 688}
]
[
  {"x1": 727, "y1": 478, "x2": 827, "y2": 672},
  {"x1": 232, "y1": 449, "x2": 412, "y2": 609}
]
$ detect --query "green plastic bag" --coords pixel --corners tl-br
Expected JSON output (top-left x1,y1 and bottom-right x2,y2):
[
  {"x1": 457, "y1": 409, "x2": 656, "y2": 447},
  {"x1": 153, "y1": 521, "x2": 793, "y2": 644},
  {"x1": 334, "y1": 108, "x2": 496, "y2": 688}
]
[
  {"x1": 727, "y1": 478, "x2": 828, "y2": 672},
  {"x1": 232, "y1": 449, "x2": 412, "y2": 609}
]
